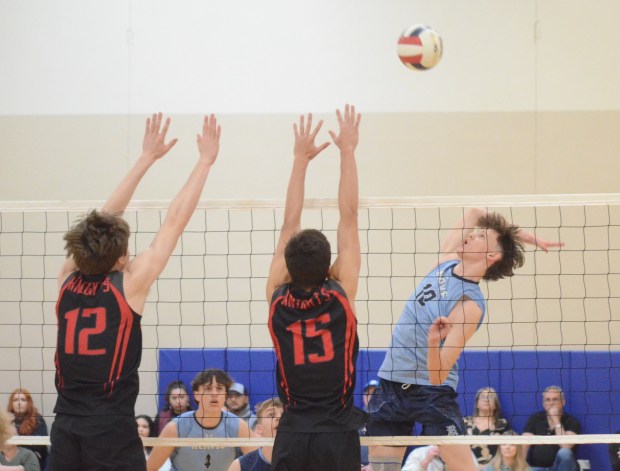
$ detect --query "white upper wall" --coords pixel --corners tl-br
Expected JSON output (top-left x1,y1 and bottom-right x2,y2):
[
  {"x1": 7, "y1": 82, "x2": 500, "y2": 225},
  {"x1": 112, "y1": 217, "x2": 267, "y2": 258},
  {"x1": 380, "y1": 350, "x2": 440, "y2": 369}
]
[{"x1": 1, "y1": 0, "x2": 619, "y2": 115}]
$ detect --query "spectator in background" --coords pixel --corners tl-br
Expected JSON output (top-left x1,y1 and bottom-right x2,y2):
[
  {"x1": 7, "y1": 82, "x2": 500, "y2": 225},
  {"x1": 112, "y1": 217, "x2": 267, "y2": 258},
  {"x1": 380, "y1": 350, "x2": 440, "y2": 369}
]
[
  {"x1": 226, "y1": 383, "x2": 257, "y2": 430},
  {"x1": 0, "y1": 409, "x2": 40, "y2": 471},
  {"x1": 464, "y1": 386, "x2": 512, "y2": 469},
  {"x1": 522, "y1": 386, "x2": 580, "y2": 471},
  {"x1": 137, "y1": 415, "x2": 157, "y2": 459},
  {"x1": 227, "y1": 398, "x2": 283, "y2": 471},
  {"x1": 484, "y1": 442, "x2": 530, "y2": 471},
  {"x1": 147, "y1": 369, "x2": 254, "y2": 471},
  {"x1": 6, "y1": 389, "x2": 47, "y2": 470},
  {"x1": 137, "y1": 415, "x2": 170, "y2": 471},
  {"x1": 609, "y1": 432, "x2": 620, "y2": 471},
  {"x1": 156, "y1": 381, "x2": 192, "y2": 435}
]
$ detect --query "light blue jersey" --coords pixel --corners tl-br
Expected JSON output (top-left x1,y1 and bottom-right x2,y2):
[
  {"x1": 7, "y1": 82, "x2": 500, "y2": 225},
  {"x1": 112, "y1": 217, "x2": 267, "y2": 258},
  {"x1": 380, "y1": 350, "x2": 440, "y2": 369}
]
[
  {"x1": 170, "y1": 410, "x2": 240, "y2": 471},
  {"x1": 378, "y1": 259, "x2": 486, "y2": 390}
]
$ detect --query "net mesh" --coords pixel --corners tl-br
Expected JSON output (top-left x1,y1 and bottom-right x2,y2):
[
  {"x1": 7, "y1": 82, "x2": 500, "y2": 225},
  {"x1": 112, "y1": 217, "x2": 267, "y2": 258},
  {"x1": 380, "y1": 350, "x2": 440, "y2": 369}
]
[{"x1": 1, "y1": 195, "x2": 620, "y2": 467}]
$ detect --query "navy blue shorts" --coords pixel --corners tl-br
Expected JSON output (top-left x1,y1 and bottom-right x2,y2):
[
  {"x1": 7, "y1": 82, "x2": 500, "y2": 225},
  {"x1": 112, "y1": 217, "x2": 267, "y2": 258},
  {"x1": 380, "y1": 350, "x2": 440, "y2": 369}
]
[{"x1": 366, "y1": 379, "x2": 465, "y2": 437}]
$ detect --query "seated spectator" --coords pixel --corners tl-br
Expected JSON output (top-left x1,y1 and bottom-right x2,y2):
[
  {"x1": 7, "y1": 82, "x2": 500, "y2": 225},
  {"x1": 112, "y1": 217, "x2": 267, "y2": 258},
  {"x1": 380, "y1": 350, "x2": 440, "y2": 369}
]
[
  {"x1": 226, "y1": 383, "x2": 257, "y2": 430},
  {"x1": 0, "y1": 409, "x2": 40, "y2": 471},
  {"x1": 137, "y1": 414, "x2": 170, "y2": 471},
  {"x1": 137, "y1": 414, "x2": 157, "y2": 459},
  {"x1": 401, "y1": 446, "x2": 446, "y2": 471},
  {"x1": 227, "y1": 398, "x2": 283, "y2": 471},
  {"x1": 147, "y1": 369, "x2": 255, "y2": 471},
  {"x1": 464, "y1": 386, "x2": 512, "y2": 468},
  {"x1": 6, "y1": 389, "x2": 47, "y2": 470},
  {"x1": 609, "y1": 431, "x2": 620, "y2": 471},
  {"x1": 522, "y1": 386, "x2": 580, "y2": 471},
  {"x1": 156, "y1": 380, "x2": 192, "y2": 435},
  {"x1": 483, "y1": 442, "x2": 530, "y2": 471}
]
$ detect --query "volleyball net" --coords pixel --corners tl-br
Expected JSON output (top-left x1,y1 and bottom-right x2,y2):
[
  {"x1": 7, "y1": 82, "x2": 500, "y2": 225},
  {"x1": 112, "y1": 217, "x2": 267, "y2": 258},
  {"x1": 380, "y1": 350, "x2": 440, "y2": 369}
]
[{"x1": 2, "y1": 194, "x2": 620, "y2": 466}]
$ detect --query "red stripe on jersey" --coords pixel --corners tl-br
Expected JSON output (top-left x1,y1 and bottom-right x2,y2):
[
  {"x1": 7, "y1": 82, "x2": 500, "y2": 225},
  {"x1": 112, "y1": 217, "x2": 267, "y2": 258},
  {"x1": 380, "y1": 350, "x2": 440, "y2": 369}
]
[
  {"x1": 106, "y1": 281, "x2": 134, "y2": 395},
  {"x1": 331, "y1": 289, "x2": 357, "y2": 405},
  {"x1": 268, "y1": 295, "x2": 293, "y2": 406},
  {"x1": 55, "y1": 276, "x2": 75, "y2": 390}
]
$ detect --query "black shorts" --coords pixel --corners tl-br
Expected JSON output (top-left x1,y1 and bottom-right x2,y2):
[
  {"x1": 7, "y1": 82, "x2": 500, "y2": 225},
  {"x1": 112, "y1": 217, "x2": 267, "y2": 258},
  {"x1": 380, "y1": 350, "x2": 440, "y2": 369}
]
[
  {"x1": 50, "y1": 414, "x2": 146, "y2": 471},
  {"x1": 270, "y1": 429, "x2": 361, "y2": 471},
  {"x1": 367, "y1": 379, "x2": 465, "y2": 437}
]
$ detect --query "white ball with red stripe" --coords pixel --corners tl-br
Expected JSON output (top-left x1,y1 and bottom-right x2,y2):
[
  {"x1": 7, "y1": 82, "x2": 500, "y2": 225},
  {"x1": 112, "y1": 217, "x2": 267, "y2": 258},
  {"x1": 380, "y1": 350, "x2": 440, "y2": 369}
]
[{"x1": 397, "y1": 24, "x2": 443, "y2": 71}]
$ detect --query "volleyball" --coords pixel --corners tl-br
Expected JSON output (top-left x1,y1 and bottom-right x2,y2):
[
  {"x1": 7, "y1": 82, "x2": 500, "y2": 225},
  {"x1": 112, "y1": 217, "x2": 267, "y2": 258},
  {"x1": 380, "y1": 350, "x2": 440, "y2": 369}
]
[{"x1": 397, "y1": 24, "x2": 443, "y2": 71}]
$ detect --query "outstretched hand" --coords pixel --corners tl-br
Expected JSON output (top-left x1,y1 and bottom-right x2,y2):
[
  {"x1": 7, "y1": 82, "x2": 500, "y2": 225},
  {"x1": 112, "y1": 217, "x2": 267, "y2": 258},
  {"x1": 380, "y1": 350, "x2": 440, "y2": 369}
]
[
  {"x1": 329, "y1": 104, "x2": 361, "y2": 154},
  {"x1": 519, "y1": 231, "x2": 565, "y2": 252},
  {"x1": 196, "y1": 114, "x2": 221, "y2": 165},
  {"x1": 142, "y1": 112, "x2": 178, "y2": 161},
  {"x1": 533, "y1": 237, "x2": 565, "y2": 252},
  {"x1": 293, "y1": 113, "x2": 330, "y2": 162}
]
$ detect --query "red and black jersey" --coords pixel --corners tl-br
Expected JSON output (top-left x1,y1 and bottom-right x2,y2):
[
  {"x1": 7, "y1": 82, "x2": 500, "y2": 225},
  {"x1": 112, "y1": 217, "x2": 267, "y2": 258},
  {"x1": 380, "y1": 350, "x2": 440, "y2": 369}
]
[
  {"x1": 54, "y1": 271, "x2": 142, "y2": 416},
  {"x1": 269, "y1": 279, "x2": 364, "y2": 432}
]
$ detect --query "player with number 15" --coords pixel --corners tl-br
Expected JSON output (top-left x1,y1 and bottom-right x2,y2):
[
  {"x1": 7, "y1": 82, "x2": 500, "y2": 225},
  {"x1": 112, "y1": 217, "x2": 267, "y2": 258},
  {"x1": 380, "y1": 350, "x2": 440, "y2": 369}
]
[{"x1": 266, "y1": 105, "x2": 365, "y2": 471}]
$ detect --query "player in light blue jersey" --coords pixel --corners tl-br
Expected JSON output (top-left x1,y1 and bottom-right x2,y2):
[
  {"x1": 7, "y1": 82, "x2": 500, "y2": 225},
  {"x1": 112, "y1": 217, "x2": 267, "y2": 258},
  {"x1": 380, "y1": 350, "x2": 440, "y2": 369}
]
[
  {"x1": 367, "y1": 208, "x2": 563, "y2": 471},
  {"x1": 147, "y1": 369, "x2": 254, "y2": 471}
]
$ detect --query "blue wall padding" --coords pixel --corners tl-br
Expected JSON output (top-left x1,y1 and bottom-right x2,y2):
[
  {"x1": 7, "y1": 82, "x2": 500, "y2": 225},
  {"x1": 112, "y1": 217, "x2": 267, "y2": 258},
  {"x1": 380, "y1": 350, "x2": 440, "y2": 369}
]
[{"x1": 158, "y1": 349, "x2": 620, "y2": 470}]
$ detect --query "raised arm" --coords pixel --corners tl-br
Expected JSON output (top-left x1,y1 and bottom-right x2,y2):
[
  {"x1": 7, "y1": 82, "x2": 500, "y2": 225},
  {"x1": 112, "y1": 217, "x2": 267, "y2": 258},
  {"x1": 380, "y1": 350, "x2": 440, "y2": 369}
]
[
  {"x1": 328, "y1": 104, "x2": 361, "y2": 302},
  {"x1": 58, "y1": 113, "x2": 177, "y2": 286},
  {"x1": 265, "y1": 113, "x2": 330, "y2": 301},
  {"x1": 427, "y1": 300, "x2": 483, "y2": 385},
  {"x1": 439, "y1": 208, "x2": 564, "y2": 263},
  {"x1": 124, "y1": 114, "x2": 221, "y2": 313},
  {"x1": 103, "y1": 113, "x2": 178, "y2": 215}
]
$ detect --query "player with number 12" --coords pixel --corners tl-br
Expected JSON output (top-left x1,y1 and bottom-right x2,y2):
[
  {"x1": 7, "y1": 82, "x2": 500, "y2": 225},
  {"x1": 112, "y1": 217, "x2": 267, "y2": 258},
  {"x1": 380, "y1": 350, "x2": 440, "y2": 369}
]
[{"x1": 51, "y1": 113, "x2": 222, "y2": 471}]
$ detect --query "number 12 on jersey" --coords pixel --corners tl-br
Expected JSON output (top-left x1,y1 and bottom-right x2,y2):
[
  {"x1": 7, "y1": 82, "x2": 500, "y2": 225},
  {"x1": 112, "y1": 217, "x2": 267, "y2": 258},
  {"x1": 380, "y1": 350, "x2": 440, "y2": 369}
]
[
  {"x1": 64, "y1": 307, "x2": 107, "y2": 356},
  {"x1": 285, "y1": 313, "x2": 335, "y2": 365}
]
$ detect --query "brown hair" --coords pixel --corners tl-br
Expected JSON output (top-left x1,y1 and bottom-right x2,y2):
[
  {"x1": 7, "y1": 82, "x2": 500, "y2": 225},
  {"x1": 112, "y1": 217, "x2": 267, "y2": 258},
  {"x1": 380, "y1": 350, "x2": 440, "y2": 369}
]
[
  {"x1": 284, "y1": 229, "x2": 331, "y2": 288},
  {"x1": 7, "y1": 388, "x2": 39, "y2": 436},
  {"x1": 63, "y1": 209, "x2": 130, "y2": 275},
  {"x1": 478, "y1": 213, "x2": 524, "y2": 281},
  {"x1": 191, "y1": 369, "x2": 233, "y2": 392},
  {"x1": 473, "y1": 387, "x2": 503, "y2": 421}
]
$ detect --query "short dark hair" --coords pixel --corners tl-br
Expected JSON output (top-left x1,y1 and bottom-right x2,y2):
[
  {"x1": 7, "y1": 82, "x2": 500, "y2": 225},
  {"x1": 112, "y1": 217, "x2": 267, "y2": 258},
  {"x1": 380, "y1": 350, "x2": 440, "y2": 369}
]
[
  {"x1": 63, "y1": 210, "x2": 130, "y2": 275},
  {"x1": 478, "y1": 213, "x2": 524, "y2": 281},
  {"x1": 191, "y1": 369, "x2": 233, "y2": 392},
  {"x1": 284, "y1": 229, "x2": 331, "y2": 288}
]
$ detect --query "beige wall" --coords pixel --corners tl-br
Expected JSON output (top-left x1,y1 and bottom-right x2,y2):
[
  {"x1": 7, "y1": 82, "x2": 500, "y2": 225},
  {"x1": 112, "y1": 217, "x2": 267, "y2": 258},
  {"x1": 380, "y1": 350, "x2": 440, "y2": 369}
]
[
  {"x1": 1, "y1": 0, "x2": 620, "y2": 427},
  {"x1": 1, "y1": 111, "x2": 619, "y2": 203}
]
